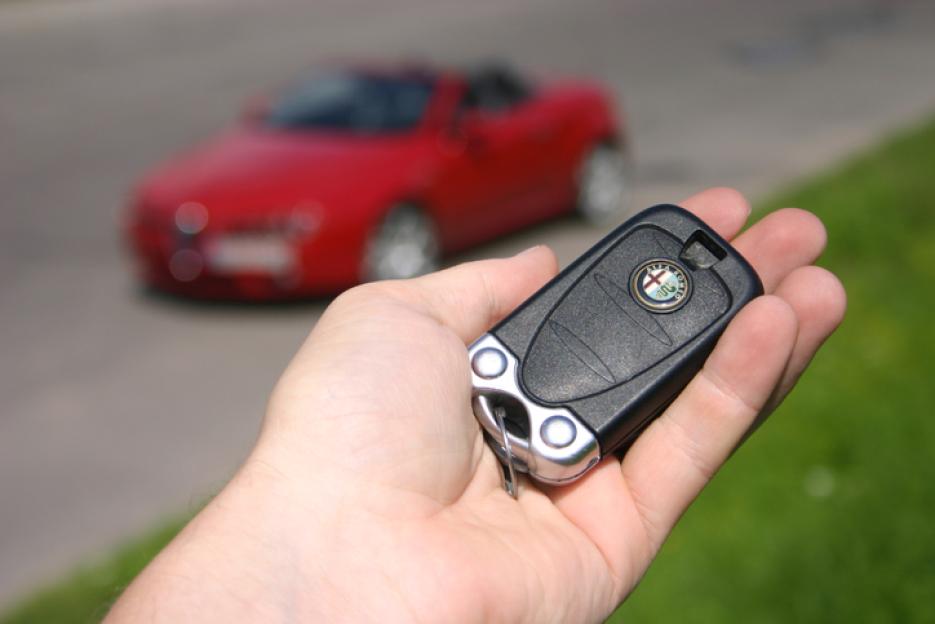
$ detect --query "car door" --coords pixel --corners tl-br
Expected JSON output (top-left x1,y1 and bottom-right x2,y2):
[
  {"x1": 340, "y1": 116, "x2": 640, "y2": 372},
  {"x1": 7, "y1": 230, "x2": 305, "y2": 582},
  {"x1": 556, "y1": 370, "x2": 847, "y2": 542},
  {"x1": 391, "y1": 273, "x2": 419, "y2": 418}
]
[
  {"x1": 502, "y1": 92, "x2": 567, "y2": 219},
  {"x1": 429, "y1": 71, "x2": 554, "y2": 249}
]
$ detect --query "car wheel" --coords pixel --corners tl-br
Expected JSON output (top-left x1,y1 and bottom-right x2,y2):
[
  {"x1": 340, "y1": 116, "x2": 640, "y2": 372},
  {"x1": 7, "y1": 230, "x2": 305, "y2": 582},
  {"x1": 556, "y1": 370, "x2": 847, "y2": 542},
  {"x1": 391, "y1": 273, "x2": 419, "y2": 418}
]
[
  {"x1": 363, "y1": 204, "x2": 440, "y2": 282},
  {"x1": 575, "y1": 143, "x2": 631, "y2": 224}
]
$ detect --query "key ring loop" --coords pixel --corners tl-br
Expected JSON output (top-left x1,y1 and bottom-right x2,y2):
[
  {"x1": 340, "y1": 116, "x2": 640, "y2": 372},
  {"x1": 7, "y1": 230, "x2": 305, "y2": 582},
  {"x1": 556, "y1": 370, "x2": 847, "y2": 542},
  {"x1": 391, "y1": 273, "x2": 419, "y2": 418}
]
[
  {"x1": 492, "y1": 405, "x2": 519, "y2": 499},
  {"x1": 476, "y1": 394, "x2": 519, "y2": 499}
]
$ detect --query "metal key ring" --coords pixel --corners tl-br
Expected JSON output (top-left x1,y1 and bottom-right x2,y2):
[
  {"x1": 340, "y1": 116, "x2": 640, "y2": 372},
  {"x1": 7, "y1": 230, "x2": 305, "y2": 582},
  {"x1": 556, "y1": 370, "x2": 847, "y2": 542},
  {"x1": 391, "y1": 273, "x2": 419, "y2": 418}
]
[
  {"x1": 476, "y1": 394, "x2": 519, "y2": 499},
  {"x1": 469, "y1": 334, "x2": 600, "y2": 486},
  {"x1": 493, "y1": 405, "x2": 519, "y2": 499}
]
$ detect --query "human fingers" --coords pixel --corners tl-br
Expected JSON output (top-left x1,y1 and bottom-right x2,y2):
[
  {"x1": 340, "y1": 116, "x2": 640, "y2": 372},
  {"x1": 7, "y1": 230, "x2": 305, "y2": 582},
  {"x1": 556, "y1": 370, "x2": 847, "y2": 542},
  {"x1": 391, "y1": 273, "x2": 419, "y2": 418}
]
[
  {"x1": 677, "y1": 186, "x2": 750, "y2": 240},
  {"x1": 767, "y1": 265, "x2": 847, "y2": 405},
  {"x1": 619, "y1": 295, "x2": 798, "y2": 551},
  {"x1": 398, "y1": 245, "x2": 559, "y2": 344},
  {"x1": 377, "y1": 187, "x2": 751, "y2": 345},
  {"x1": 731, "y1": 208, "x2": 827, "y2": 292},
  {"x1": 612, "y1": 209, "x2": 829, "y2": 549},
  {"x1": 548, "y1": 296, "x2": 797, "y2": 586}
]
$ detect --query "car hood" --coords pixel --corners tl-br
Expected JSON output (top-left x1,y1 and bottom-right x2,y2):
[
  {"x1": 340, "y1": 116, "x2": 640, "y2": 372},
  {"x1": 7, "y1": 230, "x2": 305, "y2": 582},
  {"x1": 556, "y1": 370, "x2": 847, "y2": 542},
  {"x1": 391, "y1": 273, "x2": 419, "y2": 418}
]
[{"x1": 138, "y1": 127, "x2": 420, "y2": 214}]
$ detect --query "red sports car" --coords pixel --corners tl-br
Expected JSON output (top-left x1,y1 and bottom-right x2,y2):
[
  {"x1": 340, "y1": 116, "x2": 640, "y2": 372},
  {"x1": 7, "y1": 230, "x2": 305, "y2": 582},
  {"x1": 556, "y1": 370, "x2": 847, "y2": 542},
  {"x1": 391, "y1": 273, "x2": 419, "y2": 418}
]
[{"x1": 127, "y1": 63, "x2": 629, "y2": 299}]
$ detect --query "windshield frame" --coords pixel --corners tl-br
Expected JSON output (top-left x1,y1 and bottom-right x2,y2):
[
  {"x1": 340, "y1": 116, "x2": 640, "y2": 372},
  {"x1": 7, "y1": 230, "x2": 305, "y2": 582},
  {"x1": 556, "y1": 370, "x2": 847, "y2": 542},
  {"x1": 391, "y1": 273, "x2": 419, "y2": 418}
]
[{"x1": 261, "y1": 70, "x2": 438, "y2": 136}]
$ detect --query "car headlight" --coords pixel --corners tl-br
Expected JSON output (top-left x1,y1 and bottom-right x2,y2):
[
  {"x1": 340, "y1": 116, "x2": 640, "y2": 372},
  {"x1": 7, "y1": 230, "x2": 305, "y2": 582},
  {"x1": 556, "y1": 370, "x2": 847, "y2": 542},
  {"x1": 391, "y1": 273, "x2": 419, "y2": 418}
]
[{"x1": 175, "y1": 202, "x2": 209, "y2": 235}]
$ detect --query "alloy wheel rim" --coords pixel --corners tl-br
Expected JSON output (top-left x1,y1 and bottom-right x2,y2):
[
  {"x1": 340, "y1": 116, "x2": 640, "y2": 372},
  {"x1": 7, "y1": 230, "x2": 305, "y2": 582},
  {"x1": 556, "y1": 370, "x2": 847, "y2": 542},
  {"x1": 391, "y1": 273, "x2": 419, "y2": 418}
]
[
  {"x1": 366, "y1": 208, "x2": 439, "y2": 281},
  {"x1": 581, "y1": 148, "x2": 628, "y2": 222}
]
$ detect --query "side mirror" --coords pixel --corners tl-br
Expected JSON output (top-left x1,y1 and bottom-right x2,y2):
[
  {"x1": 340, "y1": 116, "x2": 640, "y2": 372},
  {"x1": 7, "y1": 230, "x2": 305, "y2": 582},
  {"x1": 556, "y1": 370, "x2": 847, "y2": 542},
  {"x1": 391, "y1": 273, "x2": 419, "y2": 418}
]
[{"x1": 449, "y1": 110, "x2": 488, "y2": 153}]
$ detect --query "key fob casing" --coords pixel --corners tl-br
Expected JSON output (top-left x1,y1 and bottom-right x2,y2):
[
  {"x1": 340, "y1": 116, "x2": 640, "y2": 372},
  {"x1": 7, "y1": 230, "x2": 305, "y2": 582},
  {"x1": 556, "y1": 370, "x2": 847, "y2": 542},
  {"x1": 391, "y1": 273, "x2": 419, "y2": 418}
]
[{"x1": 469, "y1": 204, "x2": 763, "y2": 484}]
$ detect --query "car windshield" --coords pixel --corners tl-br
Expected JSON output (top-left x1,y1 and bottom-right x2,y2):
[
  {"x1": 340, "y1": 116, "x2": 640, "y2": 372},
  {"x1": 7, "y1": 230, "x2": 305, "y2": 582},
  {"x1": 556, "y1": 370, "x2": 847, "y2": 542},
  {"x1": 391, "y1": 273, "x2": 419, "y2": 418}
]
[{"x1": 264, "y1": 72, "x2": 434, "y2": 133}]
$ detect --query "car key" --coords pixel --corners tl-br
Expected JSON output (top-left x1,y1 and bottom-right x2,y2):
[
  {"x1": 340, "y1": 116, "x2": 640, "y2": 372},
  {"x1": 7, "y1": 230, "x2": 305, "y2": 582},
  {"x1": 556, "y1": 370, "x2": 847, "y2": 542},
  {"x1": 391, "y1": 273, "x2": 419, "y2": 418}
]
[{"x1": 468, "y1": 204, "x2": 763, "y2": 493}]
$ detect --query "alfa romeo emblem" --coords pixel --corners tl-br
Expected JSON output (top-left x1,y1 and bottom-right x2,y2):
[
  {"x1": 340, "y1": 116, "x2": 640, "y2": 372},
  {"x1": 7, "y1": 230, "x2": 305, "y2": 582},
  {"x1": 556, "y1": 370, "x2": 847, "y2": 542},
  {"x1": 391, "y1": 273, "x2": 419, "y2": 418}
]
[{"x1": 630, "y1": 259, "x2": 691, "y2": 312}]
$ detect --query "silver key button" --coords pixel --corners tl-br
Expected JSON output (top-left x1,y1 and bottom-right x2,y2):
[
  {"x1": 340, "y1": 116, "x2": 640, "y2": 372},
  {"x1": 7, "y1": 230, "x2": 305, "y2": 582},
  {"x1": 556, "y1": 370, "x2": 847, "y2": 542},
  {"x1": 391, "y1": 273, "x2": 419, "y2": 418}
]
[
  {"x1": 540, "y1": 416, "x2": 577, "y2": 448},
  {"x1": 472, "y1": 347, "x2": 508, "y2": 379}
]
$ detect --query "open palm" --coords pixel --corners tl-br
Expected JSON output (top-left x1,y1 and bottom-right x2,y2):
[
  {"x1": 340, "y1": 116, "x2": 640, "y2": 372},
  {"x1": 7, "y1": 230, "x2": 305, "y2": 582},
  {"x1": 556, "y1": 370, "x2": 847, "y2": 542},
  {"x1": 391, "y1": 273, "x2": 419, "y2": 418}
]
[{"x1": 109, "y1": 188, "x2": 845, "y2": 623}]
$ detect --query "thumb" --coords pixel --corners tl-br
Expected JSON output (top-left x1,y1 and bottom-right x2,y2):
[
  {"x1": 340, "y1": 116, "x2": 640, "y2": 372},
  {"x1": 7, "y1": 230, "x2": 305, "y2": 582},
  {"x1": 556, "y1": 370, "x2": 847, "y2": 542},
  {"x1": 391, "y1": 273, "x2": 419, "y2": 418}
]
[{"x1": 400, "y1": 245, "x2": 559, "y2": 343}]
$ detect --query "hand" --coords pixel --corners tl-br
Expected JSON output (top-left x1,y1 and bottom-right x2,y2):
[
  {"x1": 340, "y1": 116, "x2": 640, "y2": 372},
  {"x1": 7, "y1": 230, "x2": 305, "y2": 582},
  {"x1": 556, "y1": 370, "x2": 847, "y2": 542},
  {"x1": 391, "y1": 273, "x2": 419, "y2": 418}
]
[{"x1": 108, "y1": 188, "x2": 846, "y2": 623}]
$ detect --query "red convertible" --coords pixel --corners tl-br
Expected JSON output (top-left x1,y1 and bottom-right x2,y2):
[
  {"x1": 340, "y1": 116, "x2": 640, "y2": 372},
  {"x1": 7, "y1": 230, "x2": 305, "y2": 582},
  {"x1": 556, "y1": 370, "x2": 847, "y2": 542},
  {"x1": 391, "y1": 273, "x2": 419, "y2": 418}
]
[{"x1": 127, "y1": 63, "x2": 629, "y2": 299}]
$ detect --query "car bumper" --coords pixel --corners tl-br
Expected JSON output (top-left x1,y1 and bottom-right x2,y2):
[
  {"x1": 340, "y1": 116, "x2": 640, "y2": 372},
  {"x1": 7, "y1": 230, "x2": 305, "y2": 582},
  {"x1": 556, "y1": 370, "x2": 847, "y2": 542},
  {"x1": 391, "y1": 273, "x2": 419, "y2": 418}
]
[{"x1": 128, "y1": 224, "x2": 361, "y2": 300}]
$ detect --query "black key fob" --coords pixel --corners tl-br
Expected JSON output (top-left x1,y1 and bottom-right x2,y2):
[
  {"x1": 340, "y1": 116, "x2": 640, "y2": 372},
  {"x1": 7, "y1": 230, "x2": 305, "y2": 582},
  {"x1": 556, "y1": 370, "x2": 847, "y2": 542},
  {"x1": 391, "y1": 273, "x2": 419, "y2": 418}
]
[{"x1": 469, "y1": 204, "x2": 763, "y2": 486}]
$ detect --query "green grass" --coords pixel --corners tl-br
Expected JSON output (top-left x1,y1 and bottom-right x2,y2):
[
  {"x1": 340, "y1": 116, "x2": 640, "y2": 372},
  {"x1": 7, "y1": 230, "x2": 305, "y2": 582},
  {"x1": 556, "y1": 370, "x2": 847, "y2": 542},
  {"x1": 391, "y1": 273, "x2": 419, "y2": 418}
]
[
  {"x1": 0, "y1": 516, "x2": 190, "y2": 624},
  {"x1": 5, "y1": 115, "x2": 935, "y2": 623}
]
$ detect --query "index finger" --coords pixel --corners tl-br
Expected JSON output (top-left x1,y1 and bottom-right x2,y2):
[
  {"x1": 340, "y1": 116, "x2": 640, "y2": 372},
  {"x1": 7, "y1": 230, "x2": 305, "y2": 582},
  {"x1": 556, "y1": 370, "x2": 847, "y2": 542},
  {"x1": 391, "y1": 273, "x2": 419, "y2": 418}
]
[{"x1": 678, "y1": 186, "x2": 751, "y2": 240}]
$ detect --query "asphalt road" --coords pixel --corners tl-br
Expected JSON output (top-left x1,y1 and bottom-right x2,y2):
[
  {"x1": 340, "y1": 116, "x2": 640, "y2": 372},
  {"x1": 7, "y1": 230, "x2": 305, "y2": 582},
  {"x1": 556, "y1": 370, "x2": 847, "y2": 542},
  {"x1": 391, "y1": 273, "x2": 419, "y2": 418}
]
[{"x1": 2, "y1": 0, "x2": 934, "y2": 607}]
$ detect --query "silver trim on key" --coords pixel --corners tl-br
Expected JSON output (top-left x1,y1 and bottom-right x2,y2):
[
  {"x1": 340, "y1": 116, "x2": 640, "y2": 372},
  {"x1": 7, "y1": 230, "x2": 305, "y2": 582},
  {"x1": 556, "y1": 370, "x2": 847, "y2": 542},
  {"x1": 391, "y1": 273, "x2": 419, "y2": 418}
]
[{"x1": 469, "y1": 333, "x2": 601, "y2": 484}]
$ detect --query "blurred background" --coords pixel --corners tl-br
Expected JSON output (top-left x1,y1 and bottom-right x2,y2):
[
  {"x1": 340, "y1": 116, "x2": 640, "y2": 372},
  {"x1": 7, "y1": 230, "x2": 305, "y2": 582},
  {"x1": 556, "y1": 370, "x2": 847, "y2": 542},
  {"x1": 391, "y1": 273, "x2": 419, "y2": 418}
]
[{"x1": 2, "y1": 0, "x2": 935, "y2": 621}]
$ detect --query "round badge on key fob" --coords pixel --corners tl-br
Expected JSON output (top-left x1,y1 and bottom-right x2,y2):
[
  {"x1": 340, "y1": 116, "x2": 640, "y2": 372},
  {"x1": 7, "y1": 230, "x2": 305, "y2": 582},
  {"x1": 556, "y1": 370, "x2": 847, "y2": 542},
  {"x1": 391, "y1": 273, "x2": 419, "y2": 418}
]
[{"x1": 469, "y1": 204, "x2": 763, "y2": 495}]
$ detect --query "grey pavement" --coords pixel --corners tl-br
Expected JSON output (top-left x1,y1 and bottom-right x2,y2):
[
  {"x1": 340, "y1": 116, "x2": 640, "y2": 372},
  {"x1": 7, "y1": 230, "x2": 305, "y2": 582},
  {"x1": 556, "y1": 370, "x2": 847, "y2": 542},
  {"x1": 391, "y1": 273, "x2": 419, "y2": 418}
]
[{"x1": 2, "y1": 0, "x2": 934, "y2": 607}]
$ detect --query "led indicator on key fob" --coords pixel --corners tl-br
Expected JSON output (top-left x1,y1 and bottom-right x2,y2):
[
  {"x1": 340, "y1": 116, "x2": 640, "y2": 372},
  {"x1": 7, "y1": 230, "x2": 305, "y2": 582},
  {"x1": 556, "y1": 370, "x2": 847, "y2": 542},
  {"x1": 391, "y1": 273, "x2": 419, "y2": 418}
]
[{"x1": 469, "y1": 204, "x2": 763, "y2": 491}]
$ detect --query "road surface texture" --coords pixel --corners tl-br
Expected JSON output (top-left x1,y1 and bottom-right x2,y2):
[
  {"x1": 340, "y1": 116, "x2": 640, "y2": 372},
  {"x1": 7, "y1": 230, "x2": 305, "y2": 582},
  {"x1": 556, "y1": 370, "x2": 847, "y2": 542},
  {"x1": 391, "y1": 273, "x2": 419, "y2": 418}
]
[{"x1": 2, "y1": 0, "x2": 934, "y2": 606}]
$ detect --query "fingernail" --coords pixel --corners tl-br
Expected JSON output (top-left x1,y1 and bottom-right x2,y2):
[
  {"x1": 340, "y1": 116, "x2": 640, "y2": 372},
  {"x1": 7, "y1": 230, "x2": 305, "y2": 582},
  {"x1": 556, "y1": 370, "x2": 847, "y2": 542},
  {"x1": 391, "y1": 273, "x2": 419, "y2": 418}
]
[{"x1": 516, "y1": 245, "x2": 542, "y2": 258}]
